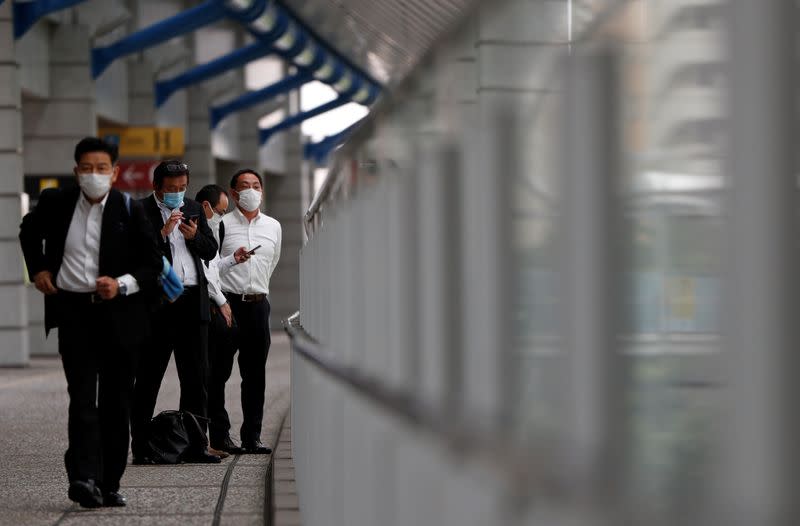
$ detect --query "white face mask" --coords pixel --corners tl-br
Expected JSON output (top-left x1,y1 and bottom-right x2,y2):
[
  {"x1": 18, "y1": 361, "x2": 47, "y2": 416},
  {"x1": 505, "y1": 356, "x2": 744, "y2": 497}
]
[
  {"x1": 78, "y1": 173, "x2": 113, "y2": 200},
  {"x1": 236, "y1": 188, "x2": 262, "y2": 212},
  {"x1": 207, "y1": 212, "x2": 223, "y2": 229}
]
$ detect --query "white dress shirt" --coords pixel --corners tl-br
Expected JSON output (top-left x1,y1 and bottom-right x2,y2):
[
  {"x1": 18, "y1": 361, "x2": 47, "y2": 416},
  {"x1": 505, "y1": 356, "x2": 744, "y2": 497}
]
[
  {"x1": 57, "y1": 191, "x2": 139, "y2": 294},
  {"x1": 154, "y1": 194, "x2": 199, "y2": 286},
  {"x1": 202, "y1": 221, "x2": 237, "y2": 306},
  {"x1": 219, "y1": 208, "x2": 281, "y2": 295}
]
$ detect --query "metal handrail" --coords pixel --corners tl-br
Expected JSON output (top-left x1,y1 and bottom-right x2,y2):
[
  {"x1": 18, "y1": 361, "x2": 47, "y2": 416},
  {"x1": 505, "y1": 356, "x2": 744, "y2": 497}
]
[{"x1": 282, "y1": 313, "x2": 550, "y2": 508}]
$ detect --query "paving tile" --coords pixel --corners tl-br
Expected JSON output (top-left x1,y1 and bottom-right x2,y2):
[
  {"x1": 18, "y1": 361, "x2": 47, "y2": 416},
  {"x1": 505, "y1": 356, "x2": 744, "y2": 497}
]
[
  {"x1": 59, "y1": 513, "x2": 214, "y2": 526},
  {"x1": 221, "y1": 485, "x2": 264, "y2": 514},
  {"x1": 274, "y1": 480, "x2": 297, "y2": 495},
  {"x1": 274, "y1": 468, "x2": 295, "y2": 481},
  {"x1": 274, "y1": 509, "x2": 303, "y2": 526},
  {"x1": 96, "y1": 486, "x2": 220, "y2": 515},
  {"x1": 217, "y1": 513, "x2": 265, "y2": 526},
  {"x1": 275, "y1": 493, "x2": 299, "y2": 510},
  {"x1": 121, "y1": 464, "x2": 229, "y2": 487},
  {"x1": 230, "y1": 465, "x2": 269, "y2": 486}
]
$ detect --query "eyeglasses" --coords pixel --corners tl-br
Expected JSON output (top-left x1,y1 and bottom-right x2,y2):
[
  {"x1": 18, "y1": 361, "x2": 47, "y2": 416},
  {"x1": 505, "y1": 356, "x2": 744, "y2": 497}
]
[{"x1": 164, "y1": 162, "x2": 189, "y2": 173}]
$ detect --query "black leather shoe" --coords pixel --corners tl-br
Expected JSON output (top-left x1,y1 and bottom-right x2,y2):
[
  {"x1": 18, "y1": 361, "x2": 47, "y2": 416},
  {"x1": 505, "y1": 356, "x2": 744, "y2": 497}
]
[
  {"x1": 241, "y1": 440, "x2": 272, "y2": 455},
  {"x1": 103, "y1": 491, "x2": 127, "y2": 507},
  {"x1": 182, "y1": 449, "x2": 222, "y2": 464},
  {"x1": 68, "y1": 480, "x2": 103, "y2": 508},
  {"x1": 211, "y1": 436, "x2": 245, "y2": 455}
]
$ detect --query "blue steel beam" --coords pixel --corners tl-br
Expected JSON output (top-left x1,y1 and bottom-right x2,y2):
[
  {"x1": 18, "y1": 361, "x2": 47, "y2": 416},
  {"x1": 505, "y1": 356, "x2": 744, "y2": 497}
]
[
  {"x1": 91, "y1": 0, "x2": 230, "y2": 78},
  {"x1": 258, "y1": 96, "x2": 349, "y2": 145},
  {"x1": 155, "y1": 41, "x2": 274, "y2": 107},
  {"x1": 304, "y1": 118, "x2": 364, "y2": 164},
  {"x1": 14, "y1": 0, "x2": 89, "y2": 39},
  {"x1": 210, "y1": 71, "x2": 310, "y2": 129}
]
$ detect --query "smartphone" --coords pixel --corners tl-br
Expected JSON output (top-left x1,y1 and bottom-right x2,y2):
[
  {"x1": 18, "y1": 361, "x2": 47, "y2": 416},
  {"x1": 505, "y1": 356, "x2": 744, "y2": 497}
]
[
  {"x1": 187, "y1": 214, "x2": 200, "y2": 223},
  {"x1": 247, "y1": 244, "x2": 262, "y2": 256}
]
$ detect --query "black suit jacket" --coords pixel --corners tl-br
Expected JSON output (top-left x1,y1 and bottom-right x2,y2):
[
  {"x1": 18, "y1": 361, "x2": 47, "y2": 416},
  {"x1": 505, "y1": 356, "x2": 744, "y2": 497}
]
[
  {"x1": 140, "y1": 194, "x2": 217, "y2": 322},
  {"x1": 19, "y1": 187, "x2": 163, "y2": 337}
]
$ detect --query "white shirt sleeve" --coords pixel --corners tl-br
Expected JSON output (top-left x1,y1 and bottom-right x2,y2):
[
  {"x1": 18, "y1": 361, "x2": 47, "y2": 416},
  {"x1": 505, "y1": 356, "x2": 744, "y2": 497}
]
[
  {"x1": 216, "y1": 253, "x2": 238, "y2": 276},
  {"x1": 204, "y1": 255, "x2": 228, "y2": 307},
  {"x1": 116, "y1": 273, "x2": 140, "y2": 295}
]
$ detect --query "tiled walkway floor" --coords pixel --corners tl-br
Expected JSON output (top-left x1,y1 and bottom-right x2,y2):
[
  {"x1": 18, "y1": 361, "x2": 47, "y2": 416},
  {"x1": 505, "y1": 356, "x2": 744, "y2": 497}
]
[{"x1": 0, "y1": 332, "x2": 291, "y2": 526}]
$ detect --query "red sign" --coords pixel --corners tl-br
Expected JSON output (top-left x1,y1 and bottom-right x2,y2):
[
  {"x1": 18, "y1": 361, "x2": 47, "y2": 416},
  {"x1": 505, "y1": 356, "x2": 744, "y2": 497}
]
[{"x1": 114, "y1": 161, "x2": 159, "y2": 191}]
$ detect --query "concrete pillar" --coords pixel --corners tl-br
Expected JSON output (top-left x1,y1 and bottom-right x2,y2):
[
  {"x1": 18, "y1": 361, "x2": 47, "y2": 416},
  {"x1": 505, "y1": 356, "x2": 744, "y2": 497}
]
[
  {"x1": 128, "y1": 58, "x2": 156, "y2": 126},
  {"x1": 185, "y1": 85, "x2": 215, "y2": 197},
  {"x1": 264, "y1": 90, "x2": 303, "y2": 328},
  {"x1": 0, "y1": 2, "x2": 29, "y2": 366},
  {"x1": 22, "y1": 22, "x2": 97, "y2": 358}
]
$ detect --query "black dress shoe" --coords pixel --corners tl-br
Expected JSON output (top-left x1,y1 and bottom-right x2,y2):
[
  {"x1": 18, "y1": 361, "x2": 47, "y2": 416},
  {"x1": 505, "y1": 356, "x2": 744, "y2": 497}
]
[
  {"x1": 68, "y1": 480, "x2": 103, "y2": 508},
  {"x1": 182, "y1": 449, "x2": 222, "y2": 463},
  {"x1": 211, "y1": 436, "x2": 245, "y2": 455},
  {"x1": 241, "y1": 440, "x2": 272, "y2": 455},
  {"x1": 103, "y1": 491, "x2": 127, "y2": 507}
]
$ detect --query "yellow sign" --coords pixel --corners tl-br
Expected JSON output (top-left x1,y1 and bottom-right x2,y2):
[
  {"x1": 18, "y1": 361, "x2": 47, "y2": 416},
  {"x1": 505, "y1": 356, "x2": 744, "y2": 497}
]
[
  {"x1": 99, "y1": 127, "x2": 185, "y2": 158},
  {"x1": 39, "y1": 178, "x2": 59, "y2": 192}
]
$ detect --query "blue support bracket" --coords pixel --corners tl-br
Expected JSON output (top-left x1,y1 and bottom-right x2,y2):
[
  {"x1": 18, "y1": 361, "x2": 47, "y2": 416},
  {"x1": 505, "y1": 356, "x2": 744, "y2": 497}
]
[
  {"x1": 91, "y1": 0, "x2": 229, "y2": 78},
  {"x1": 155, "y1": 41, "x2": 274, "y2": 107},
  {"x1": 210, "y1": 71, "x2": 310, "y2": 129},
  {"x1": 13, "y1": 0, "x2": 89, "y2": 39},
  {"x1": 304, "y1": 118, "x2": 363, "y2": 164},
  {"x1": 258, "y1": 96, "x2": 349, "y2": 145}
]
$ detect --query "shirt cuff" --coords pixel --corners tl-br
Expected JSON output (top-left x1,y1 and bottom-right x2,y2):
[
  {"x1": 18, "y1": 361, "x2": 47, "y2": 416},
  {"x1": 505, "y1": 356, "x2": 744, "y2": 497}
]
[
  {"x1": 116, "y1": 274, "x2": 140, "y2": 295},
  {"x1": 212, "y1": 291, "x2": 227, "y2": 307},
  {"x1": 218, "y1": 254, "x2": 238, "y2": 273}
]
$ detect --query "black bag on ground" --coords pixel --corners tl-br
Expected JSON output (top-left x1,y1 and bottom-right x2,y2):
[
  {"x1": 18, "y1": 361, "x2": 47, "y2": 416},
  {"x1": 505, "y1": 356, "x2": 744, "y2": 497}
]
[{"x1": 147, "y1": 410, "x2": 209, "y2": 464}]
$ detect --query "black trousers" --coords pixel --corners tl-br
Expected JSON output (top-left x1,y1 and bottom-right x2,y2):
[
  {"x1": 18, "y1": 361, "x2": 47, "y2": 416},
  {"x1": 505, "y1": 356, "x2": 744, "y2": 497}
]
[
  {"x1": 207, "y1": 304, "x2": 238, "y2": 443},
  {"x1": 226, "y1": 294, "x2": 271, "y2": 444},
  {"x1": 130, "y1": 287, "x2": 209, "y2": 456},
  {"x1": 58, "y1": 293, "x2": 138, "y2": 493}
]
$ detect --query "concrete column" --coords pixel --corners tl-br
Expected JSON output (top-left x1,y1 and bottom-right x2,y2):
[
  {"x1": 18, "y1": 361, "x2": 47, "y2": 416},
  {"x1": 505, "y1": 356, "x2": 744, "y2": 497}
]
[
  {"x1": 0, "y1": 1, "x2": 29, "y2": 366},
  {"x1": 185, "y1": 85, "x2": 215, "y2": 197},
  {"x1": 22, "y1": 22, "x2": 97, "y2": 358},
  {"x1": 264, "y1": 90, "x2": 303, "y2": 328},
  {"x1": 128, "y1": 58, "x2": 156, "y2": 126}
]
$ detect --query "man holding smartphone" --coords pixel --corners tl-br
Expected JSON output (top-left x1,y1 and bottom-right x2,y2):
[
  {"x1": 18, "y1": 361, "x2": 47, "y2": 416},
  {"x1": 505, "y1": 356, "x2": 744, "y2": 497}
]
[
  {"x1": 130, "y1": 160, "x2": 221, "y2": 464},
  {"x1": 217, "y1": 169, "x2": 282, "y2": 455}
]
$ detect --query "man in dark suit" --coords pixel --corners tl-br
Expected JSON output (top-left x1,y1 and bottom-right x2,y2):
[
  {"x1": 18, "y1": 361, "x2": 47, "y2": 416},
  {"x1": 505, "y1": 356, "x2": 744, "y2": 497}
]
[
  {"x1": 19, "y1": 137, "x2": 162, "y2": 508},
  {"x1": 130, "y1": 160, "x2": 221, "y2": 464}
]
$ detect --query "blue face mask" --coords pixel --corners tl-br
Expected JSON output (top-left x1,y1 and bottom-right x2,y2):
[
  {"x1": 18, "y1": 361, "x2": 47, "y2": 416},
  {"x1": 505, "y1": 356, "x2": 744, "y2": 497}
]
[{"x1": 162, "y1": 190, "x2": 185, "y2": 209}]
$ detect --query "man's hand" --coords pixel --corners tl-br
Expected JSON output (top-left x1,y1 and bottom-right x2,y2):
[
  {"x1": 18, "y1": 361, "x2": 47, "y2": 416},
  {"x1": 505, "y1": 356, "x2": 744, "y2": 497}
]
[
  {"x1": 161, "y1": 210, "x2": 183, "y2": 238},
  {"x1": 178, "y1": 218, "x2": 197, "y2": 240},
  {"x1": 95, "y1": 277, "x2": 119, "y2": 300},
  {"x1": 219, "y1": 302, "x2": 234, "y2": 328},
  {"x1": 233, "y1": 247, "x2": 251, "y2": 264},
  {"x1": 33, "y1": 271, "x2": 57, "y2": 295}
]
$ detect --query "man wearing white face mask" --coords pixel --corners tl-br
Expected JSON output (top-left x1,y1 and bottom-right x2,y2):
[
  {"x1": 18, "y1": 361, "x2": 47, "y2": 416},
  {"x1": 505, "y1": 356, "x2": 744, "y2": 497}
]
[
  {"x1": 217, "y1": 169, "x2": 282, "y2": 455},
  {"x1": 19, "y1": 137, "x2": 162, "y2": 508}
]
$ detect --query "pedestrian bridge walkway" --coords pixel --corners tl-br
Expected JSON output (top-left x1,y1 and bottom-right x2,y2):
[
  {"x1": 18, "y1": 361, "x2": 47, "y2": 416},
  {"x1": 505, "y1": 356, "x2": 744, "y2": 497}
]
[{"x1": 0, "y1": 333, "x2": 296, "y2": 526}]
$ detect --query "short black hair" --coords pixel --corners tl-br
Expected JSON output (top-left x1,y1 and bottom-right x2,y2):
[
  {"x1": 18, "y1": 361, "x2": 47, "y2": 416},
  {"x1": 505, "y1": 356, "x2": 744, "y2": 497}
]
[
  {"x1": 153, "y1": 159, "x2": 190, "y2": 189},
  {"x1": 230, "y1": 168, "x2": 263, "y2": 189},
  {"x1": 195, "y1": 184, "x2": 228, "y2": 208},
  {"x1": 74, "y1": 137, "x2": 118, "y2": 165}
]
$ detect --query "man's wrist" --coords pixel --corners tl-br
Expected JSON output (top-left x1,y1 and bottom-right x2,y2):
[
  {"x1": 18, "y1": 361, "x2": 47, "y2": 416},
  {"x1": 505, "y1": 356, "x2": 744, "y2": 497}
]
[{"x1": 116, "y1": 279, "x2": 128, "y2": 296}]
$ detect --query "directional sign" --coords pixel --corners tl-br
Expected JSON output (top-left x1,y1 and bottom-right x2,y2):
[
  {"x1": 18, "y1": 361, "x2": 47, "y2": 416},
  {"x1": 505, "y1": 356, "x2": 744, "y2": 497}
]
[
  {"x1": 113, "y1": 161, "x2": 160, "y2": 191},
  {"x1": 100, "y1": 127, "x2": 185, "y2": 158}
]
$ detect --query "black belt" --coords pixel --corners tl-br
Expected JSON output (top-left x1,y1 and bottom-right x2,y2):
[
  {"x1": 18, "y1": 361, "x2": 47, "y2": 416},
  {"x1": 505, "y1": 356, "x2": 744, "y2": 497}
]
[
  {"x1": 58, "y1": 290, "x2": 105, "y2": 304},
  {"x1": 224, "y1": 292, "x2": 267, "y2": 303}
]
